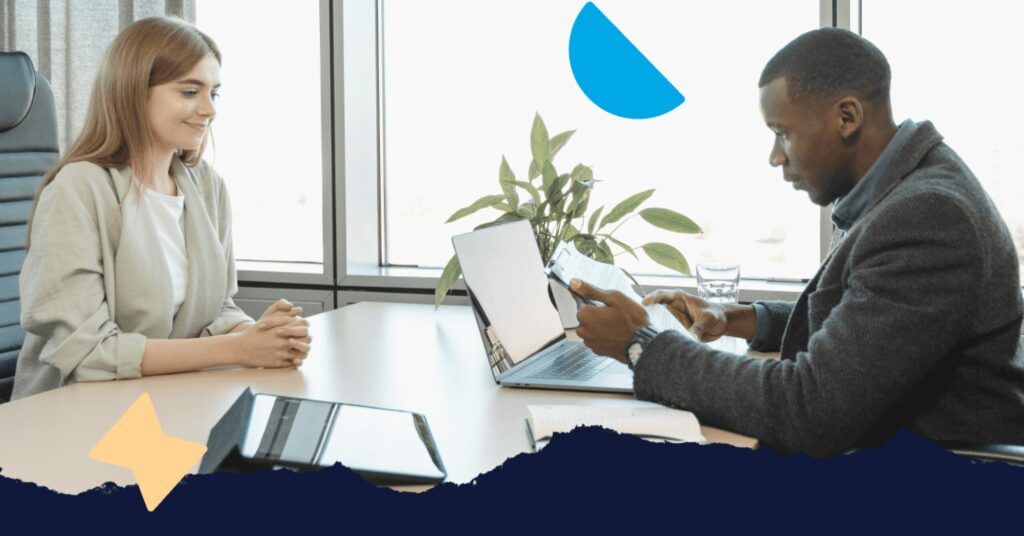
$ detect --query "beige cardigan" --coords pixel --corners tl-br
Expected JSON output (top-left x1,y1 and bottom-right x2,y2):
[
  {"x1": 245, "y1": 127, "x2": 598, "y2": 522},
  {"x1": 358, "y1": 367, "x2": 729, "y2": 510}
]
[{"x1": 13, "y1": 156, "x2": 253, "y2": 399}]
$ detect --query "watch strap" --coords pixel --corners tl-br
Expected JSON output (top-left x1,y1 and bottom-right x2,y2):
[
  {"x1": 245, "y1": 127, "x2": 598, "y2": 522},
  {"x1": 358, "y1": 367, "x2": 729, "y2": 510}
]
[{"x1": 626, "y1": 325, "x2": 660, "y2": 368}]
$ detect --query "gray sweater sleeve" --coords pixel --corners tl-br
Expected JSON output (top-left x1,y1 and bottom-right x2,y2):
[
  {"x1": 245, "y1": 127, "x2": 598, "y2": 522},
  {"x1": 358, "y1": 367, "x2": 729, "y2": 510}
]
[
  {"x1": 633, "y1": 192, "x2": 983, "y2": 457},
  {"x1": 749, "y1": 301, "x2": 793, "y2": 352}
]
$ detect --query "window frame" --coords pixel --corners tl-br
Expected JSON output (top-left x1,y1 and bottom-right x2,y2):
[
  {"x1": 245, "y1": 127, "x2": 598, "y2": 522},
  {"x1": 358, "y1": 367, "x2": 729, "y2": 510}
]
[
  {"x1": 238, "y1": 0, "x2": 865, "y2": 303},
  {"x1": 235, "y1": 0, "x2": 336, "y2": 287}
]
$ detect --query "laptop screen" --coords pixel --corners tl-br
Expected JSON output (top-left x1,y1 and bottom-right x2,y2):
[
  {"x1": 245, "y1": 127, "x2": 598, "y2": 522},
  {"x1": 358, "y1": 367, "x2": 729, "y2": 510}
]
[{"x1": 452, "y1": 220, "x2": 565, "y2": 366}]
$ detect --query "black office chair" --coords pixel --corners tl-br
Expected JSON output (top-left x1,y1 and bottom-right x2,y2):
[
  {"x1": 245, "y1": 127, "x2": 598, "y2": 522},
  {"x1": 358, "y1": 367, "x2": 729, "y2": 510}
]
[{"x1": 0, "y1": 52, "x2": 60, "y2": 403}]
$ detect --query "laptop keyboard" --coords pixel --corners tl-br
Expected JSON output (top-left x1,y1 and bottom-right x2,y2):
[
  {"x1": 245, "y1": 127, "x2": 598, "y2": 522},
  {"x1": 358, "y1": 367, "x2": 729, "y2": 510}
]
[{"x1": 526, "y1": 345, "x2": 605, "y2": 381}]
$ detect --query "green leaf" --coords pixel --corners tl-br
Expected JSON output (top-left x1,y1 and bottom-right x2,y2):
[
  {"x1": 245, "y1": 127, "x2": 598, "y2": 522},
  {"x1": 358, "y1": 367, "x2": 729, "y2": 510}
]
[
  {"x1": 499, "y1": 156, "x2": 518, "y2": 207},
  {"x1": 540, "y1": 160, "x2": 558, "y2": 193},
  {"x1": 587, "y1": 206, "x2": 605, "y2": 234},
  {"x1": 558, "y1": 223, "x2": 581, "y2": 242},
  {"x1": 595, "y1": 240, "x2": 614, "y2": 264},
  {"x1": 568, "y1": 175, "x2": 594, "y2": 218},
  {"x1": 434, "y1": 255, "x2": 462, "y2": 309},
  {"x1": 493, "y1": 202, "x2": 516, "y2": 213},
  {"x1": 516, "y1": 203, "x2": 537, "y2": 219},
  {"x1": 573, "y1": 236, "x2": 599, "y2": 258},
  {"x1": 446, "y1": 194, "x2": 506, "y2": 223},
  {"x1": 600, "y1": 189, "x2": 655, "y2": 229},
  {"x1": 570, "y1": 164, "x2": 594, "y2": 183},
  {"x1": 530, "y1": 113, "x2": 550, "y2": 169},
  {"x1": 545, "y1": 171, "x2": 564, "y2": 205},
  {"x1": 641, "y1": 242, "x2": 691, "y2": 275},
  {"x1": 568, "y1": 189, "x2": 591, "y2": 219},
  {"x1": 604, "y1": 234, "x2": 638, "y2": 260},
  {"x1": 639, "y1": 207, "x2": 702, "y2": 234},
  {"x1": 549, "y1": 130, "x2": 576, "y2": 160},
  {"x1": 528, "y1": 160, "x2": 540, "y2": 181},
  {"x1": 552, "y1": 177, "x2": 570, "y2": 218},
  {"x1": 512, "y1": 180, "x2": 542, "y2": 206}
]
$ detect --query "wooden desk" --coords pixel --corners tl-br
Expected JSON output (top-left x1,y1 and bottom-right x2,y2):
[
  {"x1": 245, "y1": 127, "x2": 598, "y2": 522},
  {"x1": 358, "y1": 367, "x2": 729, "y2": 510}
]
[{"x1": 0, "y1": 302, "x2": 757, "y2": 493}]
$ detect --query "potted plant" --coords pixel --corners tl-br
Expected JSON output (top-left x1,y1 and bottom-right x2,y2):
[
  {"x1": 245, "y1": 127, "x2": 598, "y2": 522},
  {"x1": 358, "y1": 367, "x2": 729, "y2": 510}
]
[{"x1": 435, "y1": 113, "x2": 701, "y2": 308}]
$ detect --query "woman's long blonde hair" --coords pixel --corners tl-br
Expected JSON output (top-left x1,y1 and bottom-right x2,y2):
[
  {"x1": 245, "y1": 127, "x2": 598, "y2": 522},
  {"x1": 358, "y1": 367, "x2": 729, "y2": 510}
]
[{"x1": 28, "y1": 16, "x2": 221, "y2": 245}]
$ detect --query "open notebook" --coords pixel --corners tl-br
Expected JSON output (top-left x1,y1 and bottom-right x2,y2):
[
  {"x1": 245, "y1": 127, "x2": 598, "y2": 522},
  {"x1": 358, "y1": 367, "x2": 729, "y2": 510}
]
[{"x1": 526, "y1": 404, "x2": 706, "y2": 451}]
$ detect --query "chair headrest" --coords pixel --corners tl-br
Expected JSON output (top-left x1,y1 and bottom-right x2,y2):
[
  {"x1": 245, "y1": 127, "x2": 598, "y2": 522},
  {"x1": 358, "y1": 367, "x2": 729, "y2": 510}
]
[{"x1": 0, "y1": 52, "x2": 37, "y2": 133}]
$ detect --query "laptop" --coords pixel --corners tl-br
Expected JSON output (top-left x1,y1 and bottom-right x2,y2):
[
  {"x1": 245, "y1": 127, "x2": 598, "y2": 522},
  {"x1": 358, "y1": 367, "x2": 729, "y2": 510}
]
[{"x1": 451, "y1": 220, "x2": 633, "y2": 393}]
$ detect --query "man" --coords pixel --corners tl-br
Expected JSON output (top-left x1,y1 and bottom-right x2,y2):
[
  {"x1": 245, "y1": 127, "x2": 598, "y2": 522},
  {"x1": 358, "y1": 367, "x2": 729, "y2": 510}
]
[{"x1": 573, "y1": 28, "x2": 1024, "y2": 457}]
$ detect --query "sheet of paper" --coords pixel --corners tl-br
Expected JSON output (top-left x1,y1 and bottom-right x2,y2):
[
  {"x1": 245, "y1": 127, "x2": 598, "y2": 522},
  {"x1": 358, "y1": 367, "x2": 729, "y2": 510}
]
[
  {"x1": 547, "y1": 241, "x2": 695, "y2": 339},
  {"x1": 453, "y1": 221, "x2": 565, "y2": 365},
  {"x1": 548, "y1": 241, "x2": 641, "y2": 299},
  {"x1": 527, "y1": 404, "x2": 705, "y2": 444}
]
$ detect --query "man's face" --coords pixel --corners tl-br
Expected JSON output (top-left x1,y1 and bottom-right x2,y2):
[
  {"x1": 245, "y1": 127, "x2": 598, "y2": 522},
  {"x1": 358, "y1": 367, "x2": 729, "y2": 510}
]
[{"x1": 759, "y1": 78, "x2": 852, "y2": 206}]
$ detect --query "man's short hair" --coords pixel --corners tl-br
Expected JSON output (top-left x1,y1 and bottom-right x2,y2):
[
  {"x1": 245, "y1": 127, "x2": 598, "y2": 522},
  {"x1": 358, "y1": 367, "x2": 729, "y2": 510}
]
[{"x1": 759, "y1": 28, "x2": 891, "y2": 104}]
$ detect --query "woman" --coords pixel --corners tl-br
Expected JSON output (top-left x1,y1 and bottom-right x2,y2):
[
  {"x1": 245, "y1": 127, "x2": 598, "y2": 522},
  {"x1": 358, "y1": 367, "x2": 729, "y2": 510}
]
[{"x1": 13, "y1": 17, "x2": 311, "y2": 399}]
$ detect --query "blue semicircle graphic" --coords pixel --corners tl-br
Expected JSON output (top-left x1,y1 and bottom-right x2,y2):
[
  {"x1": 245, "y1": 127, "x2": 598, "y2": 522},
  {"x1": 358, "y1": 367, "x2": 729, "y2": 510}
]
[{"x1": 569, "y1": 2, "x2": 684, "y2": 119}]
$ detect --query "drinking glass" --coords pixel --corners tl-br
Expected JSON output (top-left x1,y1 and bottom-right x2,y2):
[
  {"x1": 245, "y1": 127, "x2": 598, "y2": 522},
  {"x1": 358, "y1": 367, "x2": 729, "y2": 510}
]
[{"x1": 696, "y1": 263, "x2": 740, "y2": 304}]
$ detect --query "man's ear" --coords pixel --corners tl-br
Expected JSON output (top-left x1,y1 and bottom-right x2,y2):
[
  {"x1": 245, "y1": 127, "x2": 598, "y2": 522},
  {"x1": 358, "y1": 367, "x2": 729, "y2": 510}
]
[{"x1": 836, "y1": 96, "x2": 863, "y2": 141}]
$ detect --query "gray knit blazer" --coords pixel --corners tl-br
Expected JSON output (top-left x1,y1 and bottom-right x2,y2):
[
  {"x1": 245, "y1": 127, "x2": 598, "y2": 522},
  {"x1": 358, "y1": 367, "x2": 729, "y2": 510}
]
[{"x1": 634, "y1": 121, "x2": 1024, "y2": 457}]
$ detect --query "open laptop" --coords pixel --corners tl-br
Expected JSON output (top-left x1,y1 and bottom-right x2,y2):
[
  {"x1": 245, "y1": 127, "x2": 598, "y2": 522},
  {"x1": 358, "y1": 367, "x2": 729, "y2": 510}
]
[{"x1": 452, "y1": 220, "x2": 633, "y2": 393}]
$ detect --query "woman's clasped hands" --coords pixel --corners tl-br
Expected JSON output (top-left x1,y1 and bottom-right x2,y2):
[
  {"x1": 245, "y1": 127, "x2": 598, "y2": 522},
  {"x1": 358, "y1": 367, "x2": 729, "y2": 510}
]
[{"x1": 235, "y1": 299, "x2": 313, "y2": 369}]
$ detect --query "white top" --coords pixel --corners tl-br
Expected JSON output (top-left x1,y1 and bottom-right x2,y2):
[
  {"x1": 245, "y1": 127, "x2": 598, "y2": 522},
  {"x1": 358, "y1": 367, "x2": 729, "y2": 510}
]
[{"x1": 124, "y1": 183, "x2": 189, "y2": 315}]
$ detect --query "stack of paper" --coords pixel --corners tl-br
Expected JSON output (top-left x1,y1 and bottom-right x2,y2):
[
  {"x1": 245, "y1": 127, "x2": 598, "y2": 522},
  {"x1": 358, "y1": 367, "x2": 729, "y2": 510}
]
[
  {"x1": 526, "y1": 404, "x2": 705, "y2": 451},
  {"x1": 546, "y1": 241, "x2": 696, "y2": 338}
]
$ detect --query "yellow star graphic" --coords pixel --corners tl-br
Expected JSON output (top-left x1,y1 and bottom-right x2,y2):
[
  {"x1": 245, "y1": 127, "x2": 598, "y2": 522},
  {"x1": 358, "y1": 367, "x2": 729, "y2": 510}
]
[{"x1": 89, "y1": 392, "x2": 207, "y2": 511}]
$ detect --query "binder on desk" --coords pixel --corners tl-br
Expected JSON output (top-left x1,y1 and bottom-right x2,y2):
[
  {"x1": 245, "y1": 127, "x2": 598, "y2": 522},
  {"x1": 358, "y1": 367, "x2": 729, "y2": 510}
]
[{"x1": 199, "y1": 389, "x2": 447, "y2": 486}]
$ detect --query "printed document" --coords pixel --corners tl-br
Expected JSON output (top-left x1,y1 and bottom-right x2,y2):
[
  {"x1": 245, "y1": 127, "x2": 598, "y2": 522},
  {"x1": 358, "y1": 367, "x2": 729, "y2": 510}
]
[{"x1": 546, "y1": 241, "x2": 695, "y2": 338}]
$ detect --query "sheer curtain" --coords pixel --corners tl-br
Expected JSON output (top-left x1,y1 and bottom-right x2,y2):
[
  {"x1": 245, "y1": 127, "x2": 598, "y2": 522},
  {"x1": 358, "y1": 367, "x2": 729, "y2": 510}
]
[{"x1": 0, "y1": 0, "x2": 195, "y2": 150}]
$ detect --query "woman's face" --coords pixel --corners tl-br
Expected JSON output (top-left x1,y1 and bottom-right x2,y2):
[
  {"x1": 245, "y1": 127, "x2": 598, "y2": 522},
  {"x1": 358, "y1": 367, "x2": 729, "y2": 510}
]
[{"x1": 147, "y1": 53, "x2": 221, "y2": 156}]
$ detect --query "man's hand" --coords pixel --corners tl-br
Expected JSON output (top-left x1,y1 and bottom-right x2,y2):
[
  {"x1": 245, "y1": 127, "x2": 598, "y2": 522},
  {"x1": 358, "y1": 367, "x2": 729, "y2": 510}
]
[
  {"x1": 572, "y1": 278, "x2": 651, "y2": 363},
  {"x1": 642, "y1": 290, "x2": 727, "y2": 342},
  {"x1": 642, "y1": 289, "x2": 758, "y2": 342}
]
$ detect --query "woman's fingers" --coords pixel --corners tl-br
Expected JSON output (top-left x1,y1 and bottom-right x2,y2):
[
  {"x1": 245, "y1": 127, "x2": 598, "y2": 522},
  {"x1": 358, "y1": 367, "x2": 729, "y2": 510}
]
[
  {"x1": 258, "y1": 315, "x2": 294, "y2": 330},
  {"x1": 288, "y1": 339, "x2": 311, "y2": 353},
  {"x1": 275, "y1": 325, "x2": 310, "y2": 338},
  {"x1": 262, "y1": 298, "x2": 293, "y2": 317}
]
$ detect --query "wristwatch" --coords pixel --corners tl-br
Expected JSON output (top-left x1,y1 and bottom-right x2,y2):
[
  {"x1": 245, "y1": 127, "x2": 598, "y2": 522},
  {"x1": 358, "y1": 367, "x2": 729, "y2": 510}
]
[{"x1": 626, "y1": 326, "x2": 660, "y2": 370}]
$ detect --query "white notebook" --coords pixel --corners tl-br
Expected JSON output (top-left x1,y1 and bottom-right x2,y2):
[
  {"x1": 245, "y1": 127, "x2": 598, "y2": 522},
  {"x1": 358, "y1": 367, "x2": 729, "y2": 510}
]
[{"x1": 526, "y1": 404, "x2": 706, "y2": 451}]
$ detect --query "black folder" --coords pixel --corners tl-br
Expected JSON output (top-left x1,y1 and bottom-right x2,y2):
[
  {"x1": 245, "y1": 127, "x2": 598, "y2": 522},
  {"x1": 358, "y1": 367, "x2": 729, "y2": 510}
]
[{"x1": 199, "y1": 388, "x2": 446, "y2": 485}]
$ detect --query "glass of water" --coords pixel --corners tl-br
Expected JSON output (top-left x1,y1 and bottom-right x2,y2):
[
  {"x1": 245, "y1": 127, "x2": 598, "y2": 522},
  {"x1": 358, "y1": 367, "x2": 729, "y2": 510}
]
[{"x1": 696, "y1": 263, "x2": 741, "y2": 304}]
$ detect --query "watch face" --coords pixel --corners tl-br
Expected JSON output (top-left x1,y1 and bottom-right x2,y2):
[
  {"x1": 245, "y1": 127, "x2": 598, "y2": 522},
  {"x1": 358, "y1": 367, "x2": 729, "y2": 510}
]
[{"x1": 628, "y1": 342, "x2": 642, "y2": 362}]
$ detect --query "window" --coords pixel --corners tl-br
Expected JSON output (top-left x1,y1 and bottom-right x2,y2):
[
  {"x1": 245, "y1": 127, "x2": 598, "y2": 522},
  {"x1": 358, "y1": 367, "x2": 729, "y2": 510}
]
[
  {"x1": 195, "y1": 0, "x2": 327, "y2": 268},
  {"x1": 188, "y1": 0, "x2": 1024, "y2": 298},
  {"x1": 379, "y1": 0, "x2": 822, "y2": 280},
  {"x1": 861, "y1": 0, "x2": 1024, "y2": 281}
]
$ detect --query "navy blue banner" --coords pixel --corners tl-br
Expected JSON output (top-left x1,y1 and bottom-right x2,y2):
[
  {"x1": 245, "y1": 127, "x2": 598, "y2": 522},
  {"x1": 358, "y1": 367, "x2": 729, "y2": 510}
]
[{"x1": 2, "y1": 428, "x2": 1022, "y2": 532}]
